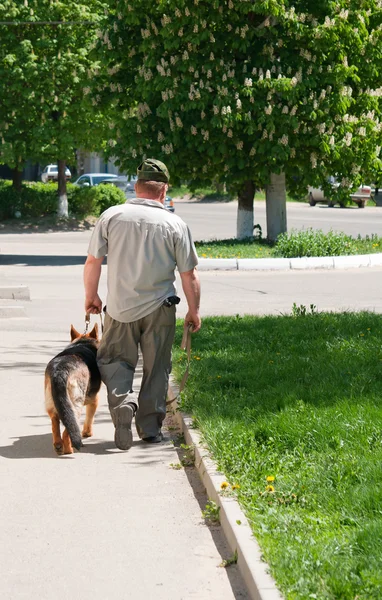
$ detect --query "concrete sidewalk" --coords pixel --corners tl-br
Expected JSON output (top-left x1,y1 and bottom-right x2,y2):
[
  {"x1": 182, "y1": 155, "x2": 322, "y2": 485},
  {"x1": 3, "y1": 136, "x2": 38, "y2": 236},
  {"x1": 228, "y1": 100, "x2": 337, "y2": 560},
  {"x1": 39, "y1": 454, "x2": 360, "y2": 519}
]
[{"x1": 0, "y1": 328, "x2": 249, "y2": 600}]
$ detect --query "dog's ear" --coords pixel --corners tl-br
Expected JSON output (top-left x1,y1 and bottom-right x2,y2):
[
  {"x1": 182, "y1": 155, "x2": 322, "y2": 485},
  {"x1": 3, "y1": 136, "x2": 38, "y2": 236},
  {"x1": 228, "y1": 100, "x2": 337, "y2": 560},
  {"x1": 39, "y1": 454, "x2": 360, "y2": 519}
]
[
  {"x1": 70, "y1": 325, "x2": 81, "y2": 341},
  {"x1": 88, "y1": 323, "x2": 99, "y2": 340}
]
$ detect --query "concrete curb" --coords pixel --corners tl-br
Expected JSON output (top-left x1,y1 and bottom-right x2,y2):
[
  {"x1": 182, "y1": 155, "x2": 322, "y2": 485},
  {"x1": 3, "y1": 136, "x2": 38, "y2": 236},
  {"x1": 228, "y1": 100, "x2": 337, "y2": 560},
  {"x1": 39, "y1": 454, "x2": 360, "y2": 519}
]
[
  {"x1": 170, "y1": 404, "x2": 283, "y2": 600},
  {"x1": 0, "y1": 304, "x2": 27, "y2": 318},
  {"x1": 197, "y1": 252, "x2": 382, "y2": 271},
  {"x1": 0, "y1": 285, "x2": 30, "y2": 300}
]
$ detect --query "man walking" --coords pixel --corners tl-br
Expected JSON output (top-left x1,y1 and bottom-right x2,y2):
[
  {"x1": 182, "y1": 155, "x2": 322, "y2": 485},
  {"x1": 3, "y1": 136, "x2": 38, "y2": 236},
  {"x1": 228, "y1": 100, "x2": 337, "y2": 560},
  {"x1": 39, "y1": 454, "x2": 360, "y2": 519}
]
[{"x1": 83, "y1": 159, "x2": 201, "y2": 449}]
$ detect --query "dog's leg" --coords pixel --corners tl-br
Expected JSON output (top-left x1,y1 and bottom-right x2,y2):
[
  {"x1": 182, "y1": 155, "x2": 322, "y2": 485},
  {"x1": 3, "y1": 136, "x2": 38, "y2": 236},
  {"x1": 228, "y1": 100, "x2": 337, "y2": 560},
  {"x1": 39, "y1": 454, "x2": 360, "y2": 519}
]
[
  {"x1": 62, "y1": 429, "x2": 74, "y2": 454},
  {"x1": 82, "y1": 394, "x2": 99, "y2": 438},
  {"x1": 47, "y1": 408, "x2": 64, "y2": 455}
]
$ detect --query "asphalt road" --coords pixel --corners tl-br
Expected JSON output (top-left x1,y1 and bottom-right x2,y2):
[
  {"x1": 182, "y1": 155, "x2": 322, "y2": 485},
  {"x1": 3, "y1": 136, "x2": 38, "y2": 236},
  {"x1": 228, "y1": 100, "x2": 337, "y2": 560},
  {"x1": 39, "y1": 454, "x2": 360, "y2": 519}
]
[{"x1": 174, "y1": 200, "x2": 382, "y2": 241}]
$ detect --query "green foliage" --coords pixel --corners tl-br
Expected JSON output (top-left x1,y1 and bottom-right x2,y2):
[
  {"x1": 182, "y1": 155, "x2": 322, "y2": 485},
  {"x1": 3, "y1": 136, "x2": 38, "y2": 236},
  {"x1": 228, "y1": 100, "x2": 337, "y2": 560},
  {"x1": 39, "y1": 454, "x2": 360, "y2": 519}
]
[
  {"x1": 94, "y1": 183, "x2": 126, "y2": 214},
  {"x1": 172, "y1": 313, "x2": 382, "y2": 599},
  {"x1": 193, "y1": 232, "x2": 382, "y2": 258},
  {"x1": 291, "y1": 303, "x2": 318, "y2": 317},
  {"x1": 276, "y1": 228, "x2": 358, "y2": 258},
  {"x1": 202, "y1": 501, "x2": 221, "y2": 524},
  {"x1": 0, "y1": 0, "x2": 108, "y2": 170},
  {"x1": 0, "y1": 180, "x2": 58, "y2": 219},
  {"x1": 0, "y1": 179, "x2": 125, "y2": 219},
  {"x1": 68, "y1": 183, "x2": 125, "y2": 217},
  {"x1": 99, "y1": 1, "x2": 382, "y2": 194}
]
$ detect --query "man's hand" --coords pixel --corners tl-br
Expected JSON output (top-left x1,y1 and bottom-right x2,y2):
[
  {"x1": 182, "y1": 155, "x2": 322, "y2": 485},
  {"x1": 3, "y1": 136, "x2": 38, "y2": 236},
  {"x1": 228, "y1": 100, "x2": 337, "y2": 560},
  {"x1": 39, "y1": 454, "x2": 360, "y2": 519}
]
[
  {"x1": 180, "y1": 268, "x2": 201, "y2": 333},
  {"x1": 185, "y1": 310, "x2": 201, "y2": 333},
  {"x1": 85, "y1": 294, "x2": 102, "y2": 315}
]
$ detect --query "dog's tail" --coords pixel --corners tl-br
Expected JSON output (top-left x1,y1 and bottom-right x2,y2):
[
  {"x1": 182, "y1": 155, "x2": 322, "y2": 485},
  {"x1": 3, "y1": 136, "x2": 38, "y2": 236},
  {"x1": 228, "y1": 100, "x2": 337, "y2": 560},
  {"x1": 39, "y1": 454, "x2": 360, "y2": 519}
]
[{"x1": 50, "y1": 366, "x2": 83, "y2": 451}]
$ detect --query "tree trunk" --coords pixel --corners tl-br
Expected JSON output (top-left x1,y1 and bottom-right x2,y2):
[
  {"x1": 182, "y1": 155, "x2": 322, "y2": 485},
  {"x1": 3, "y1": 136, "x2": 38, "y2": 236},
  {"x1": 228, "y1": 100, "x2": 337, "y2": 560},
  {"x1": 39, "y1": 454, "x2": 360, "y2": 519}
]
[
  {"x1": 57, "y1": 159, "x2": 68, "y2": 218},
  {"x1": 12, "y1": 167, "x2": 23, "y2": 192},
  {"x1": 237, "y1": 180, "x2": 255, "y2": 239},
  {"x1": 265, "y1": 172, "x2": 287, "y2": 242}
]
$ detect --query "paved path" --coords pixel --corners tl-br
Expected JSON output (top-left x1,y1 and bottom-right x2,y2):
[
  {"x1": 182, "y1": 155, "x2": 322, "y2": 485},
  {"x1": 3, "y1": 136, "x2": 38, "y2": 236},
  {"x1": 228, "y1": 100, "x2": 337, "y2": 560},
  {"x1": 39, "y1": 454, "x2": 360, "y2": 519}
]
[
  {"x1": 0, "y1": 333, "x2": 249, "y2": 600},
  {"x1": 0, "y1": 234, "x2": 251, "y2": 599},
  {"x1": 1, "y1": 229, "x2": 381, "y2": 599}
]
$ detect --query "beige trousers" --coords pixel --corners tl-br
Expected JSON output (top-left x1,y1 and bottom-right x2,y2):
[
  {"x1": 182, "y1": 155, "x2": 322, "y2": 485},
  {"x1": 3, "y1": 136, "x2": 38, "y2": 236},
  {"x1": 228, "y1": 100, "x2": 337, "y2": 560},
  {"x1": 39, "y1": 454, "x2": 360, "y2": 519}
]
[{"x1": 97, "y1": 304, "x2": 176, "y2": 439}]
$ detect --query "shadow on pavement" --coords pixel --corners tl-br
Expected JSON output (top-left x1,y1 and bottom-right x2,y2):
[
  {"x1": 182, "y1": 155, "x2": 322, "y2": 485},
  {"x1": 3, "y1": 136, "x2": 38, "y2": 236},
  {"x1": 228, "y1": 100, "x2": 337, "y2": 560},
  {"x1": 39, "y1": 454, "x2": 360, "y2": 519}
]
[
  {"x1": 0, "y1": 255, "x2": 88, "y2": 266},
  {"x1": 0, "y1": 433, "x2": 63, "y2": 459},
  {"x1": 170, "y1": 437, "x2": 250, "y2": 599}
]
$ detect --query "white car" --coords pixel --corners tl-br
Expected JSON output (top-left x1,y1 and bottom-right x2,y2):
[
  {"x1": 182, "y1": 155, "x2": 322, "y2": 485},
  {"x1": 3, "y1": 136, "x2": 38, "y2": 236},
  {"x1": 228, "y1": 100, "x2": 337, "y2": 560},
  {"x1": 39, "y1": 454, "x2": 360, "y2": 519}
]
[
  {"x1": 73, "y1": 173, "x2": 119, "y2": 187},
  {"x1": 308, "y1": 179, "x2": 372, "y2": 209},
  {"x1": 41, "y1": 164, "x2": 71, "y2": 183}
]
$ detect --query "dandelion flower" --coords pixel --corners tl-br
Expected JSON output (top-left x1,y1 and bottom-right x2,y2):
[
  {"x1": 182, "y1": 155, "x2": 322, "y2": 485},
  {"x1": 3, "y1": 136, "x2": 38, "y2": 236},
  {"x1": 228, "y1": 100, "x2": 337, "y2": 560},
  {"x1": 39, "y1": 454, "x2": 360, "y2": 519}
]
[
  {"x1": 232, "y1": 484, "x2": 240, "y2": 490},
  {"x1": 221, "y1": 481, "x2": 229, "y2": 489},
  {"x1": 266, "y1": 485, "x2": 275, "y2": 492},
  {"x1": 266, "y1": 475, "x2": 275, "y2": 482}
]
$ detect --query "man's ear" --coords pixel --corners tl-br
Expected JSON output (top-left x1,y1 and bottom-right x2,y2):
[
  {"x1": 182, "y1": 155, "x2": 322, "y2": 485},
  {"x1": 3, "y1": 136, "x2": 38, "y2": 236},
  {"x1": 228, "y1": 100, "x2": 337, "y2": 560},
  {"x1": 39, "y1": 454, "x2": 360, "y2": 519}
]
[
  {"x1": 70, "y1": 325, "x2": 81, "y2": 341},
  {"x1": 161, "y1": 183, "x2": 168, "y2": 201}
]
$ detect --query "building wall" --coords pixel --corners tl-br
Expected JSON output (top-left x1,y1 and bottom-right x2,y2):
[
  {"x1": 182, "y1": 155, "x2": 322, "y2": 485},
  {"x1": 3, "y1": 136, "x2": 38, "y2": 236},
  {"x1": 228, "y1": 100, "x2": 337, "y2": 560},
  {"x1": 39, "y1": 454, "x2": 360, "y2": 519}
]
[{"x1": 77, "y1": 151, "x2": 122, "y2": 176}]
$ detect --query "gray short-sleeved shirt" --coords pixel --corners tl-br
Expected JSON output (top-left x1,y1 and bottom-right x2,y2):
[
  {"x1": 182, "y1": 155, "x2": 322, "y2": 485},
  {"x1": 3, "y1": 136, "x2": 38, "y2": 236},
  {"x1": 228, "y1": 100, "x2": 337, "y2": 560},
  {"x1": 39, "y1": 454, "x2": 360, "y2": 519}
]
[{"x1": 87, "y1": 198, "x2": 198, "y2": 323}]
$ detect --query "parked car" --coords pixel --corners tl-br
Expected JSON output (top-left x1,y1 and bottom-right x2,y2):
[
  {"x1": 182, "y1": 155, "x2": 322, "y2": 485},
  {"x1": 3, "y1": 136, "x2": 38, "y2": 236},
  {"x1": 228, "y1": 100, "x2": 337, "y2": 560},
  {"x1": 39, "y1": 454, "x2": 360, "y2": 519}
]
[
  {"x1": 308, "y1": 178, "x2": 372, "y2": 208},
  {"x1": 73, "y1": 173, "x2": 119, "y2": 187},
  {"x1": 41, "y1": 164, "x2": 71, "y2": 183},
  {"x1": 165, "y1": 196, "x2": 175, "y2": 212}
]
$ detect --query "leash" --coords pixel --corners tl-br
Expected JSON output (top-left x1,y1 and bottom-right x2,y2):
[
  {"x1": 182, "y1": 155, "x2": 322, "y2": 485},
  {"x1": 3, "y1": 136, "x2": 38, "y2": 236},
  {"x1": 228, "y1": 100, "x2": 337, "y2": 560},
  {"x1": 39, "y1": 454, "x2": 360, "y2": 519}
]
[
  {"x1": 84, "y1": 311, "x2": 104, "y2": 334},
  {"x1": 166, "y1": 323, "x2": 193, "y2": 406}
]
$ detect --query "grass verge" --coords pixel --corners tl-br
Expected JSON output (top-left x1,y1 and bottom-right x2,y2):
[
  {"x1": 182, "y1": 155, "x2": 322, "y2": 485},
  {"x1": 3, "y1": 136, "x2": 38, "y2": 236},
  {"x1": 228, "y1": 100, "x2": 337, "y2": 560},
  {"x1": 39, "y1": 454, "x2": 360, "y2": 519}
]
[
  {"x1": 195, "y1": 232, "x2": 382, "y2": 258},
  {"x1": 172, "y1": 312, "x2": 382, "y2": 600}
]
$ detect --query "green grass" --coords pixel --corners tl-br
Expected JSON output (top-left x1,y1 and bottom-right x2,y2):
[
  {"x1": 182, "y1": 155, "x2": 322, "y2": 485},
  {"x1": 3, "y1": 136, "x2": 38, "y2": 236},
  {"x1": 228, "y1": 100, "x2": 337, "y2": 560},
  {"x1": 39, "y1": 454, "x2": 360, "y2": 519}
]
[
  {"x1": 195, "y1": 232, "x2": 382, "y2": 258},
  {"x1": 172, "y1": 312, "x2": 382, "y2": 600}
]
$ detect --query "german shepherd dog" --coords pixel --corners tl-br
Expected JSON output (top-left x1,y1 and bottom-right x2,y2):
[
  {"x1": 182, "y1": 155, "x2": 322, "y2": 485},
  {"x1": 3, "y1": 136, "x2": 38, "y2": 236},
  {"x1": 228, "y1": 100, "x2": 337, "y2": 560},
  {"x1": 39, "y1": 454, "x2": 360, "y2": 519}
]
[{"x1": 45, "y1": 324, "x2": 101, "y2": 455}]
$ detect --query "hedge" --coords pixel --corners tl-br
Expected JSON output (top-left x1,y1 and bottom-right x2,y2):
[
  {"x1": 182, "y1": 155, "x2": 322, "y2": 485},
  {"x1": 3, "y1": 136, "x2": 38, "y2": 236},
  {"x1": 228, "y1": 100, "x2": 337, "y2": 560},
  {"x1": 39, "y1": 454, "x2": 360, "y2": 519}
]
[{"x1": 0, "y1": 179, "x2": 126, "y2": 220}]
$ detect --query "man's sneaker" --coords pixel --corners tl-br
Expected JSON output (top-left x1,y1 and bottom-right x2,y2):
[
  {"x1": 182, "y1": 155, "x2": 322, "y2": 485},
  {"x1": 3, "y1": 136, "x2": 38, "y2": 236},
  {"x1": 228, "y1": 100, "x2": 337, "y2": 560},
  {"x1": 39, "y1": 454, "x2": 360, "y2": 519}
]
[
  {"x1": 142, "y1": 432, "x2": 164, "y2": 444},
  {"x1": 114, "y1": 404, "x2": 134, "y2": 450}
]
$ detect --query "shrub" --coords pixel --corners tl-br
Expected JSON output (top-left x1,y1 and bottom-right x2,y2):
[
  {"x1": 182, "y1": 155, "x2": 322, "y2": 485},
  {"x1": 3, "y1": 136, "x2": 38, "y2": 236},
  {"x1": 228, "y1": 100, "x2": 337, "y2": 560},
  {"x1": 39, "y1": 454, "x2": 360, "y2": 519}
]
[
  {"x1": 93, "y1": 183, "x2": 126, "y2": 214},
  {"x1": 0, "y1": 179, "x2": 126, "y2": 220},
  {"x1": 0, "y1": 180, "x2": 58, "y2": 219},
  {"x1": 275, "y1": 228, "x2": 356, "y2": 258},
  {"x1": 0, "y1": 179, "x2": 21, "y2": 219},
  {"x1": 68, "y1": 183, "x2": 125, "y2": 217}
]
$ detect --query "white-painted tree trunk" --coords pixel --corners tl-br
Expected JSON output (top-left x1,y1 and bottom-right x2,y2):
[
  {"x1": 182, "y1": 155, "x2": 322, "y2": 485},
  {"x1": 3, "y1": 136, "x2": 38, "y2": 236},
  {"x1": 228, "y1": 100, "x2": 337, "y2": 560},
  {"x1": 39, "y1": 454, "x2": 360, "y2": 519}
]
[
  {"x1": 237, "y1": 206, "x2": 254, "y2": 239},
  {"x1": 57, "y1": 159, "x2": 69, "y2": 218},
  {"x1": 265, "y1": 172, "x2": 287, "y2": 242},
  {"x1": 57, "y1": 194, "x2": 68, "y2": 217},
  {"x1": 236, "y1": 180, "x2": 255, "y2": 239}
]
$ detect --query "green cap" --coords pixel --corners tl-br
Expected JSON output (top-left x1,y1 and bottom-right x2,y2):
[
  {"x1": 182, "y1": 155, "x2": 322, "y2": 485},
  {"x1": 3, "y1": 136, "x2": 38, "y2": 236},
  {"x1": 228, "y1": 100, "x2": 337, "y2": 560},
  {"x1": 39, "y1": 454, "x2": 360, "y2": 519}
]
[{"x1": 137, "y1": 158, "x2": 170, "y2": 183}]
